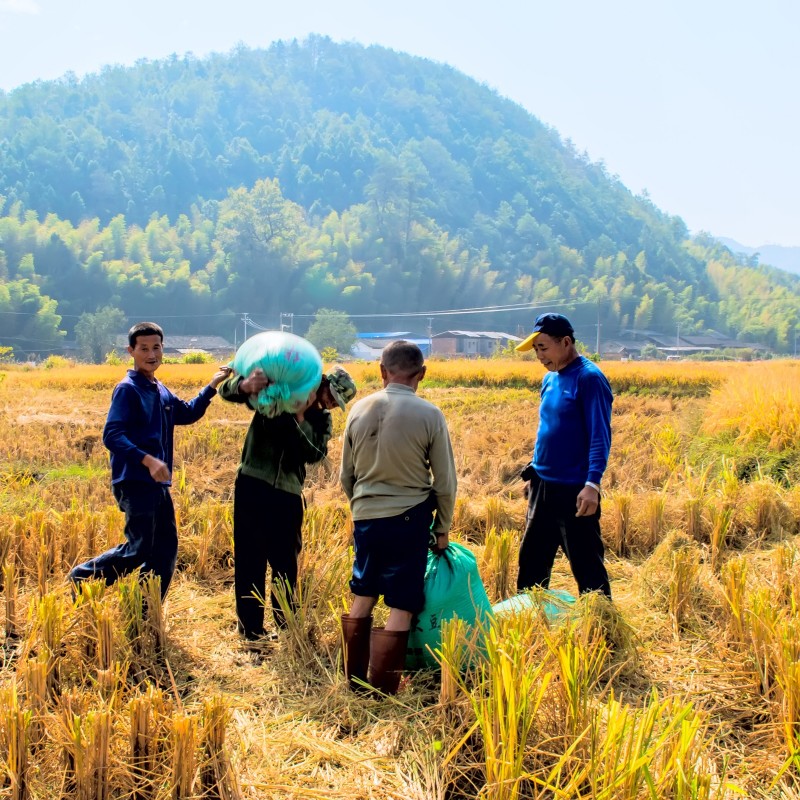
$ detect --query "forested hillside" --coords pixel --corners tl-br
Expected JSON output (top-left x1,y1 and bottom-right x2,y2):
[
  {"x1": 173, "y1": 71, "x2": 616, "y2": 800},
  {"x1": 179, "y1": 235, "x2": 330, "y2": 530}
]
[{"x1": 0, "y1": 36, "x2": 797, "y2": 355}]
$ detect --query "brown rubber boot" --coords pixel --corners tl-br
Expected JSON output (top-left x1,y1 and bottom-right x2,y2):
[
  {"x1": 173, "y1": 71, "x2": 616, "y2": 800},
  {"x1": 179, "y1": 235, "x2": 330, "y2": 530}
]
[
  {"x1": 368, "y1": 628, "x2": 409, "y2": 696},
  {"x1": 340, "y1": 614, "x2": 372, "y2": 691}
]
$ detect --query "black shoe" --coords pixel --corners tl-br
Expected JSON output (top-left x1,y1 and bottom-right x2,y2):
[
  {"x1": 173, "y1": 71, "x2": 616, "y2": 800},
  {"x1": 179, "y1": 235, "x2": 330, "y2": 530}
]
[{"x1": 241, "y1": 632, "x2": 277, "y2": 655}]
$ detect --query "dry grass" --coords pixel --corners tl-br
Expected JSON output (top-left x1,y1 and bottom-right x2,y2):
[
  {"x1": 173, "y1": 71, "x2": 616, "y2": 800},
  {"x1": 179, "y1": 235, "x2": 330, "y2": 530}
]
[{"x1": 0, "y1": 359, "x2": 799, "y2": 797}]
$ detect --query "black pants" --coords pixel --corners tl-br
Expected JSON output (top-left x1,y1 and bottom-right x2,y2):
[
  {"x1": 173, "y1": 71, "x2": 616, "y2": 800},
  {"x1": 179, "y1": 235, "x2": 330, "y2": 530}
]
[
  {"x1": 233, "y1": 472, "x2": 303, "y2": 639},
  {"x1": 517, "y1": 474, "x2": 611, "y2": 598},
  {"x1": 69, "y1": 481, "x2": 178, "y2": 599}
]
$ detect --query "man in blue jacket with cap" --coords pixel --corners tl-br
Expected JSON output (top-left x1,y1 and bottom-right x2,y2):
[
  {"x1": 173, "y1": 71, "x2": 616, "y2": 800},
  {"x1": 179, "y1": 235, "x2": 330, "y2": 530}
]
[{"x1": 515, "y1": 313, "x2": 613, "y2": 597}]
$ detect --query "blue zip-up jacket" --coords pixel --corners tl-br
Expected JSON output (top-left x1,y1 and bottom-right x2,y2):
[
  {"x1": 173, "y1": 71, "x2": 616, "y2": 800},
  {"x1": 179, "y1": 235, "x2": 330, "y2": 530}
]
[
  {"x1": 532, "y1": 355, "x2": 613, "y2": 486},
  {"x1": 102, "y1": 370, "x2": 217, "y2": 485}
]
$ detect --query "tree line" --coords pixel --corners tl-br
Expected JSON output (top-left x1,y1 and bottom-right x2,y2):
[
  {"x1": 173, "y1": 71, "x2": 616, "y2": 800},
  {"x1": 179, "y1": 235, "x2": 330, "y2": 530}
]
[{"x1": 0, "y1": 37, "x2": 797, "y2": 356}]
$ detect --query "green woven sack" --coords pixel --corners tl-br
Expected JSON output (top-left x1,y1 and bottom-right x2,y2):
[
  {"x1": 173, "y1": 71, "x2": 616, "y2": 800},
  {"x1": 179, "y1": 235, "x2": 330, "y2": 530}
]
[
  {"x1": 406, "y1": 542, "x2": 494, "y2": 669},
  {"x1": 492, "y1": 588, "x2": 575, "y2": 621},
  {"x1": 232, "y1": 331, "x2": 323, "y2": 418}
]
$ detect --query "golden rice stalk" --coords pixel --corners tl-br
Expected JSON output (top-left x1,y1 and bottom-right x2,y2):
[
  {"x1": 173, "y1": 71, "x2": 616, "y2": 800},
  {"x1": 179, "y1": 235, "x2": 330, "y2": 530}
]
[
  {"x1": 4, "y1": 560, "x2": 18, "y2": 641},
  {"x1": 398, "y1": 738, "x2": 448, "y2": 800},
  {"x1": 545, "y1": 619, "x2": 609, "y2": 740},
  {"x1": 435, "y1": 617, "x2": 483, "y2": 716},
  {"x1": 683, "y1": 494, "x2": 706, "y2": 542},
  {"x1": 88, "y1": 708, "x2": 113, "y2": 800},
  {"x1": 129, "y1": 694, "x2": 154, "y2": 800},
  {"x1": 483, "y1": 497, "x2": 514, "y2": 540},
  {"x1": 776, "y1": 658, "x2": 800, "y2": 764},
  {"x1": 719, "y1": 556, "x2": 748, "y2": 643},
  {"x1": 128, "y1": 686, "x2": 172, "y2": 800},
  {"x1": 709, "y1": 505, "x2": 733, "y2": 572},
  {"x1": 607, "y1": 492, "x2": 632, "y2": 557},
  {"x1": 569, "y1": 690, "x2": 731, "y2": 800},
  {"x1": 141, "y1": 575, "x2": 166, "y2": 657},
  {"x1": 117, "y1": 574, "x2": 146, "y2": 657},
  {"x1": 469, "y1": 614, "x2": 552, "y2": 800},
  {"x1": 57, "y1": 690, "x2": 88, "y2": 799},
  {"x1": 0, "y1": 529, "x2": 13, "y2": 575},
  {"x1": 35, "y1": 543, "x2": 49, "y2": 598},
  {"x1": 58, "y1": 703, "x2": 113, "y2": 800},
  {"x1": 275, "y1": 509, "x2": 353, "y2": 673},
  {"x1": 645, "y1": 493, "x2": 667, "y2": 552},
  {"x1": 747, "y1": 588, "x2": 781, "y2": 696},
  {"x1": 199, "y1": 695, "x2": 242, "y2": 800},
  {"x1": 575, "y1": 591, "x2": 638, "y2": 672},
  {"x1": 170, "y1": 713, "x2": 197, "y2": 800},
  {"x1": 0, "y1": 681, "x2": 32, "y2": 800},
  {"x1": 437, "y1": 619, "x2": 466, "y2": 712},
  {"x1": 743, "y1": 477, "x2": 789, "y2": 541},
  {"x1": 193, "y1": 518, "x2": 213, "y2": 580},
  {"x1": 772, "y1": 541, "x2": 798, "y2": 608},
  {"x1": 669, "y1": 545, "x2": 700, "y2": 636},
  {"x1": 19, "y1": 654, "x2": 47, "y2": 748},
  {"x1": 30, "y1": 591, "x2": 66, "y2": 699},
  {"x1": 716, "y1": 456, "x2": 741, "y2": 505},
  {"x1": 73, "y1": 580, "x2": 109, "y2": 665},
  {"x1": 481, "y1": 527, "x2": 516, "y2": 602}
]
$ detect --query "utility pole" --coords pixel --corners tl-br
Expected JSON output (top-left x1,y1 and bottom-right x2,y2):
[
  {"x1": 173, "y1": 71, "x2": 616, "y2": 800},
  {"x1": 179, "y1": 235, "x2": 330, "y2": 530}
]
[
  {"x1": 280, "y1": 312, "x2": 294, "y2": 334},
  {"x1": 595, "y1": 306, "x2": 601, "y2": 355},
  {"x1": 240, "y1": 312, "x2": 250, "y2": 344},
  {"x1": 427, "y1": 316, "x2": 434, "y2": 357}
]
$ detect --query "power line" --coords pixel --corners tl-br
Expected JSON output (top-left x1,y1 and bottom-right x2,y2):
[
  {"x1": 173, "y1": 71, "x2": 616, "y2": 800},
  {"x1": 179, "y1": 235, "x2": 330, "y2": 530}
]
[{"x1": 282, "y1": 300, "x2": 598, "y2": 320}]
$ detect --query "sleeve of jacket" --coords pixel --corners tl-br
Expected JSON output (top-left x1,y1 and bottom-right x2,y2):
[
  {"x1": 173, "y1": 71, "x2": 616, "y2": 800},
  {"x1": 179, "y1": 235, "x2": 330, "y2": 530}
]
[
  {"x1": 580, "y1": 371, "x2": 613, "y2": 486},
  {"x1": 294, "y1": 407, "x2": 332, "y2": 464},
  {"x1": 428, "y1": 412, "x2": 458, "y2": 534},
  {"x1": 340, "y1": 416, "x2": 355, "y2": 501},
  {"x1": 102, "y1": 383, "x2": 147, "y2": 463},
  {"x1": 170, "y1": 384, "x2": 217, "y2": 426},
  {"x1": 217, "y1": 374, "x2": 250, "y2": 405}
]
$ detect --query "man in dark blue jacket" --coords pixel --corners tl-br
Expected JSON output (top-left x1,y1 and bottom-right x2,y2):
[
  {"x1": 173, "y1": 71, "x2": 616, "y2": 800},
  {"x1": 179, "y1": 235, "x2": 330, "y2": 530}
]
[
  {"x1": 515, "y1": 313, "x2": 613, "y2": 598},
  {"x1": 69, "y1": 322, "x2": 230, "y2": 599}
]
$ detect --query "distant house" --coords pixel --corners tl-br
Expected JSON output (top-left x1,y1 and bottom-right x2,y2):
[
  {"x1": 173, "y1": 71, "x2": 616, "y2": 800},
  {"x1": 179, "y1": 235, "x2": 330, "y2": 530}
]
[
  {"x1": 599, "y1": 340, "x2": 643, "y2": 361},
  {"x1": 431, "y1": 330, "x2": 522, "y2": 357},
  {"x1": 113, "y1": 334, "x2": 234, "y2": 357},
  {"x1": 350, "y1": 332, "x2": 431, "y2": 361},
  {"x1": 618, "y1": 329, "x2": 770, "y2": 358}
]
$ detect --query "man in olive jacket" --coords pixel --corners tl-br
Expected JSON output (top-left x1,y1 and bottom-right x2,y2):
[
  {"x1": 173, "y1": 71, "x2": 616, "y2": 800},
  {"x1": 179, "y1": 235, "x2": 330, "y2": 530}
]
[{"x1": 219, "y1": 367, "x2": 354, "y2": 643}]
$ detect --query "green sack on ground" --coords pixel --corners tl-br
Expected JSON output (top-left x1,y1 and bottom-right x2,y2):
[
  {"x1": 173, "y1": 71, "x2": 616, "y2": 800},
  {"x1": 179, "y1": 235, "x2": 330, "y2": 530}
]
[
  {"x1": 232, "y1": 331, "x2": 323, "y2": 418},
  {"x1": 492, "y1": 588, "x2": 575, "y2": 623},
  {"x1": 406, "y1": 542, "x2": 494, "y2": 669}
]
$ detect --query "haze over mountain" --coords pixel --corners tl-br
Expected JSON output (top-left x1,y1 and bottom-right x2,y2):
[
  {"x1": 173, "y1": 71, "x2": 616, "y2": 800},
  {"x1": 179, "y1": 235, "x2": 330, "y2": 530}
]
[
  {"x1": 0, "y1": 37, "x2": 797, "y2": 355},
  {"x1": 717, "y1": 238, "x2": 800, "y2": 277}
]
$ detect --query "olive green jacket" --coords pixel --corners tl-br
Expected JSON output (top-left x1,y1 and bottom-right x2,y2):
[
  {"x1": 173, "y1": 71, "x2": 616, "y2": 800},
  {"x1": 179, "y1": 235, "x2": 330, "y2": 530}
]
[{"x1": 219, "y1": 375, "x2": 332, "y2": 495}]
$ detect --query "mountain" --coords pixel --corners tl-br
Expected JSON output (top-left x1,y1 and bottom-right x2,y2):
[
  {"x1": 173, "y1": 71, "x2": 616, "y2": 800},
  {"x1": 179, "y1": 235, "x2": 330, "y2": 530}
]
[
  {"x1": 717, "y1": 238, "x2": 800, "y2": 276},
  {"x1": 0, "y1": 36, "x2": 798, "y2": 355}
]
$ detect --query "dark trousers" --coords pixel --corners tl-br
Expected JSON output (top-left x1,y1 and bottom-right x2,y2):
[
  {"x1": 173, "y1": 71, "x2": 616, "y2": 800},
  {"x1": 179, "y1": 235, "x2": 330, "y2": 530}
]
[
  {"x1": 69, "y1": 481, "x2": 178, "y2": 599},
  {"x1": 349, "y1": 499, "x2": 434, "y2": 614},
  {"x1": 517, "y1": 474, "x2": 611, "y2": 598},
  {"x1": 233, "y1": 472, "x2": 303, "y2": 639}
]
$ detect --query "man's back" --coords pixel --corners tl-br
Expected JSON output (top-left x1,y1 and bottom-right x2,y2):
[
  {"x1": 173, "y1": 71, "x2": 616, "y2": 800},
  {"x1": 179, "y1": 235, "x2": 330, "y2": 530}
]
[{"x1": 341, "y1": 384, "x2": 456, "y2": 529}]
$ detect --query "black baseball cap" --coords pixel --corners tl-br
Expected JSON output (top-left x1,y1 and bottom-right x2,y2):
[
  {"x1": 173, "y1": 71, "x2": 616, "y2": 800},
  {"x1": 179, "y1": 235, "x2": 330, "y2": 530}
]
[{"x1": 515, "y1": 313, "x2": 575, "y2": 352}]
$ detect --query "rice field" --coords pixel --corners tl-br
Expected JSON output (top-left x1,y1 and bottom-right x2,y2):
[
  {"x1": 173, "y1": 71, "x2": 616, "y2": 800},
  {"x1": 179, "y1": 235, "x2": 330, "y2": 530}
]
[{"x1": 1, "y1": 357, "x2": 799, "y2": 798}]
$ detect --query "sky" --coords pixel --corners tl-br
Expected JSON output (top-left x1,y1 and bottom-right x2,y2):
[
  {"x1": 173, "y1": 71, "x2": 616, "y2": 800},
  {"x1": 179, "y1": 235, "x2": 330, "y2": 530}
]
[{"x1": 1, "y1": 0, "x2": 799, "y2": 247}]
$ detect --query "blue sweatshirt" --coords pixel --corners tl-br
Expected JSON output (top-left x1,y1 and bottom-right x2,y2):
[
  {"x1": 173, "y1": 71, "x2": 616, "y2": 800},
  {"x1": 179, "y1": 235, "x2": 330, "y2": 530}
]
[
  {"x1": 102, "y1": 370, "x2": 217, "y2": 485},
  {"x1": 533, "y1": 356, "x2": 613, "y2": 486}
]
